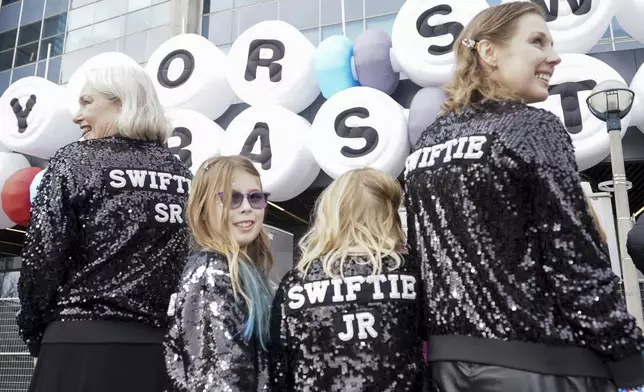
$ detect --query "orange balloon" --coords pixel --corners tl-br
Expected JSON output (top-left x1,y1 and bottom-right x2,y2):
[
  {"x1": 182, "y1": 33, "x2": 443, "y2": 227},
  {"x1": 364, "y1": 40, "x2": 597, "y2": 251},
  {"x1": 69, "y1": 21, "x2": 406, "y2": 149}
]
[{"x1": 1, "y1": 167, "x2": 42, "y2": 227}]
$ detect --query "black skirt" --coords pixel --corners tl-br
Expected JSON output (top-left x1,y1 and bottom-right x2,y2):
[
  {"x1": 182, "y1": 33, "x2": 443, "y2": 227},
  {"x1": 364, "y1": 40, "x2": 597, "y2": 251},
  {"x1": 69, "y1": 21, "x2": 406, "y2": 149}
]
[{"x1": 28, "y1": 343, "x2": 170, "y2": 392}]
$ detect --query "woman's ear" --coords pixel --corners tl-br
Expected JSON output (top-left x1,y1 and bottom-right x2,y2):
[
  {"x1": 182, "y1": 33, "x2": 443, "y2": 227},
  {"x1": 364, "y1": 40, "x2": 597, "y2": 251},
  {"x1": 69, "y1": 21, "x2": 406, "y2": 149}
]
[{"x1": 476, "y1": 39, "x2": 498, "y2": 68}]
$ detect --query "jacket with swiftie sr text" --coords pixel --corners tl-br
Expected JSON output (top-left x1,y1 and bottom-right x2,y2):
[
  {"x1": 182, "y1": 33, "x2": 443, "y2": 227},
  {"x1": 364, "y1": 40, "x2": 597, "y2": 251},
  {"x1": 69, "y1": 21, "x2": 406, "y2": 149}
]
[{"x1": 17, "y1": 136, "x2": 192, "y2": 356}]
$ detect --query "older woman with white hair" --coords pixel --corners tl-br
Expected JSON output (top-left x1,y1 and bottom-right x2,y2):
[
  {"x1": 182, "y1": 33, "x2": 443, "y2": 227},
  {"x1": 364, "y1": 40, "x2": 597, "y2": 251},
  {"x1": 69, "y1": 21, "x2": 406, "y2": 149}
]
[{"x1": 17, "y1": 64, "x2": 192, "y2": 392}]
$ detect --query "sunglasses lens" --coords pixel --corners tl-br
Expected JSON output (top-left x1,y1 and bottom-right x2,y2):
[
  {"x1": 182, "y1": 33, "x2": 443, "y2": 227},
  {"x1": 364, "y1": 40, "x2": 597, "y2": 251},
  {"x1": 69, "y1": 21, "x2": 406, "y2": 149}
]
[
  {"x1": 249, "y1": 192, "x2": 268, "y2": 209},
  {"x1": 230, "y1": 191, "x2": 244, "y2": 208}
]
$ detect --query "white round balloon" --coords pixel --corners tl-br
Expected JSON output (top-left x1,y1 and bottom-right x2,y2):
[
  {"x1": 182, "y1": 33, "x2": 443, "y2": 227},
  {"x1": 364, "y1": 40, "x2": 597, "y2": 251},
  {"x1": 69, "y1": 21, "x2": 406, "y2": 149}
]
[
  {"x1": 530, "y1": 54, "x2": 630, "y2": 171},
  {"x1": 222, "y1": 105, "x2": 320, "y2": 202},
  {"x1": 391, "y1": 0, "x2": 489, "y2": 87},
  {"x1": 145, "y1": 34, "x2": 234, "y2": 121},
  {"x1": 310, "y1": 86, "x2": 409, "y2": 179},
  {"x1": 227, "y1": 21, "x2": 320, "y2": 113},
  {"x1": 0, "y1": 141, "x2": 10, "y2": 153},
  {"x1": 0, "y1": 77, "x2": 81, "y2": 159},
  {"x1": 629, "y1": 63, "x2": 644, "y2": 132},
  {"x1": 616, "y1": 0, "x2": 644, "y2": 48},
  {"x1": 502, "y1": 0, "x2": 613, "y2": 54},
  {"x1": 0, "y1": 152, "x2": 30, "y2": 229},
  {"x1": 166, "y1": 109, "x2": 226, "y2": 174},
  {"x1": 66, "y1": 52, "x2": 140, "y2": 116}
]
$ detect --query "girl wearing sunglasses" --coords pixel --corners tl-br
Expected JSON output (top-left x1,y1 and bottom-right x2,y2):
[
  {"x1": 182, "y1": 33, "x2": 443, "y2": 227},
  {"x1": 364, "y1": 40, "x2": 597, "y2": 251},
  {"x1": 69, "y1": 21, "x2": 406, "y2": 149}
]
[
  {"x1": 268, "y1": 168, "x2": 424, "y2": 391},
  {"x1": 164, "y1": 155, "x2": 274, "y2": 392}
]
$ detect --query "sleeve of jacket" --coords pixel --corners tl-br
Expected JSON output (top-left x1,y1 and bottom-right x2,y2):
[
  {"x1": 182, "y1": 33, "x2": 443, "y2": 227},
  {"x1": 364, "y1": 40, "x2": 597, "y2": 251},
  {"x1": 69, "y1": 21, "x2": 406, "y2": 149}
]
[
  {"x1": 627, "y1": 216, "x2": 644, "y2": 274},
  {"x1": 17, "y1": 153, "x2": 78, "y2": 357},
  {"x1": 164, "y1": 255, "x2": 257, "y2": 392},
  {"x1": 268, "y1": 275, "x2": 292, "y2": 392},
  {"x1": 521, "y1": 111, "x2": 644, "y2": 389}
]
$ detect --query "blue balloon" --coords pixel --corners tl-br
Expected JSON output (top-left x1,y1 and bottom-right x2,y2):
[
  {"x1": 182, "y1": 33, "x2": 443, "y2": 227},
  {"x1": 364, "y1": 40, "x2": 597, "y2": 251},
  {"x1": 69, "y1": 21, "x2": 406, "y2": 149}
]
[
  {"x1": 29, "y1": 168, "x2": 46, "y2": 205},
  {"x1": 315, "y1": 35, "x2": 359, "y2": 99}
]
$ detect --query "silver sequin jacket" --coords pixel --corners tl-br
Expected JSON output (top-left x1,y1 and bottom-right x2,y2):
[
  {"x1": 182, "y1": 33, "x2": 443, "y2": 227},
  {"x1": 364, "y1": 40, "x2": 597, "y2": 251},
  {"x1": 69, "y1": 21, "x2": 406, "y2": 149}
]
[
  {"x1": 268, "y1": 256, "x2": 424, "y2": 391},
  {"x1": 164, "y1": 250, "x2": 268, "y2": 392},
  {"x1": 17, "y1": 136, "x2": 192, "y2": 356},
  {"x1": 404, "y1": 101, "x2": 644, "y2": 388}
]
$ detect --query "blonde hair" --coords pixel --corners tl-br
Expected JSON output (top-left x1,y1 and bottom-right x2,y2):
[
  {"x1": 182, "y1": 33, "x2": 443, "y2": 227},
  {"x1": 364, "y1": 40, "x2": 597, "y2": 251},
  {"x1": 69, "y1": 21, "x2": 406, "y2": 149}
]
[
  {"x1": 83, "y1": 65, "x2": 172, "y2": 142},
  {"x1": 442, "y1": 2, "x2": 545, "y2": 113},
  {"x1": 297, "y1": 168, "x2": 405, "y2": 278},
  {"x1": 187, "y1": 155, "x2": 274, "y2": 346}
]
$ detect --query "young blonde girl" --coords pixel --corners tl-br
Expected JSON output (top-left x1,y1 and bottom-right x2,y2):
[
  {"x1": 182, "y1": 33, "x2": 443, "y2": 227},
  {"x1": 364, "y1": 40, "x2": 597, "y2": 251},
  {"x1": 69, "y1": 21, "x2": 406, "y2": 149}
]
[
  {"x1": 164, "y1": 156, "x2": 273, "y2": 392},
  {"x1": 268, "y1": 168, "x2": 424, "y2": 391}
]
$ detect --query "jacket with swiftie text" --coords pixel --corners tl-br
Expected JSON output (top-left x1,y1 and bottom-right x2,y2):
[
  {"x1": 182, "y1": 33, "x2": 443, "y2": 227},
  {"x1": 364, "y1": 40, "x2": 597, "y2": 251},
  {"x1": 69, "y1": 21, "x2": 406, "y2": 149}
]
[{"x1": 268, "y1": 255, "x2": 424, "y2": 391}]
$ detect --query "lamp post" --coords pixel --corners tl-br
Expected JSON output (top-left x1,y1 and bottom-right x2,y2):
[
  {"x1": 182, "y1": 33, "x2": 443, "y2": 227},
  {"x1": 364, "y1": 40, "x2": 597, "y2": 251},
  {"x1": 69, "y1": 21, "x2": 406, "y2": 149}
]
[{"x1": 587, "y1": 80, "x2": 644, "y2": 328}]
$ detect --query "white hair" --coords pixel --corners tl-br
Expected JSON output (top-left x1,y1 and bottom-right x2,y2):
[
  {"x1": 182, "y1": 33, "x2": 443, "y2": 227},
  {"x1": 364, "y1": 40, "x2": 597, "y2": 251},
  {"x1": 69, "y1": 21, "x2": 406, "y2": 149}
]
[{"x1": 83, "y1": 65, "x2": 172, "y2": 143}]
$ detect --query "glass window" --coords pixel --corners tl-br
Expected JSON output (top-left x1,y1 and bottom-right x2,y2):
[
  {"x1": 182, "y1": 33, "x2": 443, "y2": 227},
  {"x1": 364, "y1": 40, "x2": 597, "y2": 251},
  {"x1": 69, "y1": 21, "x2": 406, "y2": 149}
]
[
  {"x1": 1, "y1": 0, "x2": 21, "y2": 6},
  {"x1": 279, "y1": 0, "x2": 319, "y2": 30},
  {"x1": 235, "y1": 0, "x2": 273, "y2": 7},
  {"x1": 93, "y1": 15, "x2": 125, "y2": 45},
  {"x1": 366, "y1": 14, "x2": 396, "y2": 37},
  {"x1": 0, "y1": 29, "x2": 17, "y2": 52},
  {"x1": 615, "y1": 41, "x2": 644, "y2": 51},
  {"x1": 36, "y1": 55, "x2": 62, "y2": 82},
  {"x1": 487, "y1": 0, "x2": 502, "y2": 5},
  {"x1": 364, "y1": 0, "x2": 404, "y2": 17},
  {"x1": 43, "y1": 13, "x2": 67, "y2": 38},
  {"x1": 0, "y1": 49, "x2": 13, "y2": 71},
  {"x1": 321, "y1": 20, "x2": 362, "y2": 41},
  {"x1": 39, "y1": 34, "x2": 64, "y2": 59},
  {"x1": 0, "y1": 2, "x2": 21, "y2": 32},
  {"x1": 146, "y1": 23, "x2": 171, "y2": 58},
  {"x1": 150, "y1": 1, "x2": 171, "y2": 29},
  {"x1": 126, "y1": 7, "x2": 150, "y2": 35},
  {"x1": 18, "y1": 21, "x2": 41, "y2": 46},
  {"x1": 127, "y1": 0, "x2": 150, "y2": 13},
  {"x1": 612, "y1": 17, "x2": 631, "y2": 39},
  {"x1": 201, "y1": 15, "x2": 208, "y2": 38},
  {"x1": 21, "y1": 0, "x2": 46, "y2": 25},
  {"x1": 321, "y1": 0, "x2": 362, "y2": 26},
  {"x1": 238, "y1": 2, "x2": 278, "y2": 36},
  {"x1": 45, "y1": 0, "x2": 70, "y2": 18},
  {"x1": 217, "y1": 43, "x2": 231, "y2": 54},
  {"x1": 601, "y1": 26, "x2": 611, "y2": 40},
  {"x1": 123, "y1": 30, "x2": 147, "y2": 63},
  {"x1": 71, "y1": 0, "x2": 93, "y2": 9},
  {"x1": 65, "y1": 24, "x2": 93, "y2": 52},
  {"x1": 68, "y1": 3, "x2": 95, "y2": 31},
  {"x1": 14, "y1": 42, "x2": 39, "y2": 67},
  {"x1": 94, "y1": 0, "x2": 127, "y2": 23},
  {"x1": 0, "y1": 70, "x2": 10, "y2": 96},
  {"x1": 207, "y1": 10, "x2": 235, "y2": 46},
  {"x1": 301, "y1": 28, "x2": 319, "y2": 46},
  {"x1": 12, "y1": 63, "x2": 36, "y2": 82},
  {"x1": 206, "y1": 0, "x2": 233, "y2": 13}
]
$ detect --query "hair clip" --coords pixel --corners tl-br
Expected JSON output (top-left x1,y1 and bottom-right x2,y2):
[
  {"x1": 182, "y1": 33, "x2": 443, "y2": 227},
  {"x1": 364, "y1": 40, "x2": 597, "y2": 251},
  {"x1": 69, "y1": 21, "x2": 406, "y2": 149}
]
[{"x1": 462, "y1": 38, "x2": 478, "y2": 50}]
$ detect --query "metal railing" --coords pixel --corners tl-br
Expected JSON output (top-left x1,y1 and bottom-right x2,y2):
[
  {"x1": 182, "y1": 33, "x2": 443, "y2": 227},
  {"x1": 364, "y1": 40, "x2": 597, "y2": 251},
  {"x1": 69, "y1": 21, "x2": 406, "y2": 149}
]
[{"x1": 0, "y1": 299, "x2": 32, "y2": 392}]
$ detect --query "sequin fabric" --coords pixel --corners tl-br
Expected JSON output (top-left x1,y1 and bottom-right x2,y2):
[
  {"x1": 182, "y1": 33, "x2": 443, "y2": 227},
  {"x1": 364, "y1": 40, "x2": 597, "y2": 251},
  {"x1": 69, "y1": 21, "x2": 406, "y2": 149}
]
[
  {"x1": 404, "y1": 101, "x2": 644, "y2": 373},
  {"x1": 17, "y1": 136, "x2": 192, "y2": 356},
  {"x1": 269, "y1": 256, "x2": 424, "y2": 391},
  {"x1": 164, "y1": 250, "x2": 268, "y2": 392}
]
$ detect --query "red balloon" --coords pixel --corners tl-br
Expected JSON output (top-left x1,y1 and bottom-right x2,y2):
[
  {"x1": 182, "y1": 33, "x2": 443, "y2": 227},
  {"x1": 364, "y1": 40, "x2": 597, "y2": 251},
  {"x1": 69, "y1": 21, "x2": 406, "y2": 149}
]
[{"x1": 1, "y1": 167, "x2": 42, "y2": 227}]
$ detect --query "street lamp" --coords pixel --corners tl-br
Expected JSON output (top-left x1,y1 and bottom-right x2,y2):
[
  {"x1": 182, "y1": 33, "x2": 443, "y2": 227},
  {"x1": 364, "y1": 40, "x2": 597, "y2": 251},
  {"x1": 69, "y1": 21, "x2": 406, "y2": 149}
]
[{"x1": 587, "y1": 80, "x2": 644, "y2": 328}]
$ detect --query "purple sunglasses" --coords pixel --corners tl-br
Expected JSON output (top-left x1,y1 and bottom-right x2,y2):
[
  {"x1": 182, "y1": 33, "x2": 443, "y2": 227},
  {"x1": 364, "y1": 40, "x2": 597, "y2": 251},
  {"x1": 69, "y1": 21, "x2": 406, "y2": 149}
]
[{"x1": 217, "y1": 190, "x2": 271, "y2": 209}]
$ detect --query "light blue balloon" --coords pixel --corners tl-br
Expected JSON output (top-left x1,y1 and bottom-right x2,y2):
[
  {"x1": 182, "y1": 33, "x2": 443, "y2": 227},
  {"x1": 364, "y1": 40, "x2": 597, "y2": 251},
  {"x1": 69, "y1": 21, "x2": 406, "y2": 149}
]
[
  {"x1": 315, "y1": 35, "x2": 359, "y2": 99},
  {"x1": 29, "y1": 168, "x2": 46, "y2": 205}
]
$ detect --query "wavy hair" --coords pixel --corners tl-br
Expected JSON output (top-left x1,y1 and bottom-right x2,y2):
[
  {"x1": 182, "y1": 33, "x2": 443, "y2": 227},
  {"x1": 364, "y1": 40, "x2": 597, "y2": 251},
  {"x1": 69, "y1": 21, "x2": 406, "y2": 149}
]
[
  {"x1": 297, "y1": 168, "x2": 405, "y2": 278},
  {"x1": 187, "y1": 155, "x2": 274, "y2": 349},
  {"x1": 442, "y1": 2, "x2": 545, "y2": 113}
]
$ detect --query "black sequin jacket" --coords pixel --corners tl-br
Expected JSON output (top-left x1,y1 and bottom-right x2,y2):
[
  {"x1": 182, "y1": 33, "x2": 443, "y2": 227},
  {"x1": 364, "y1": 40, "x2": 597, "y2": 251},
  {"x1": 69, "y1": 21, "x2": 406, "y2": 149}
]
[
  {"x1": 404, "y1": 101, "x2": 644, "y2": 388},
  {"x1": 17, "y1": 136, "x2": 192, "y2": 357},
  {"x1": 269, "y1": 256, "x2": 424, "y2": 391},
  {"x1": 164, "y1": 250, "x2": 268, "y2": 392}
]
